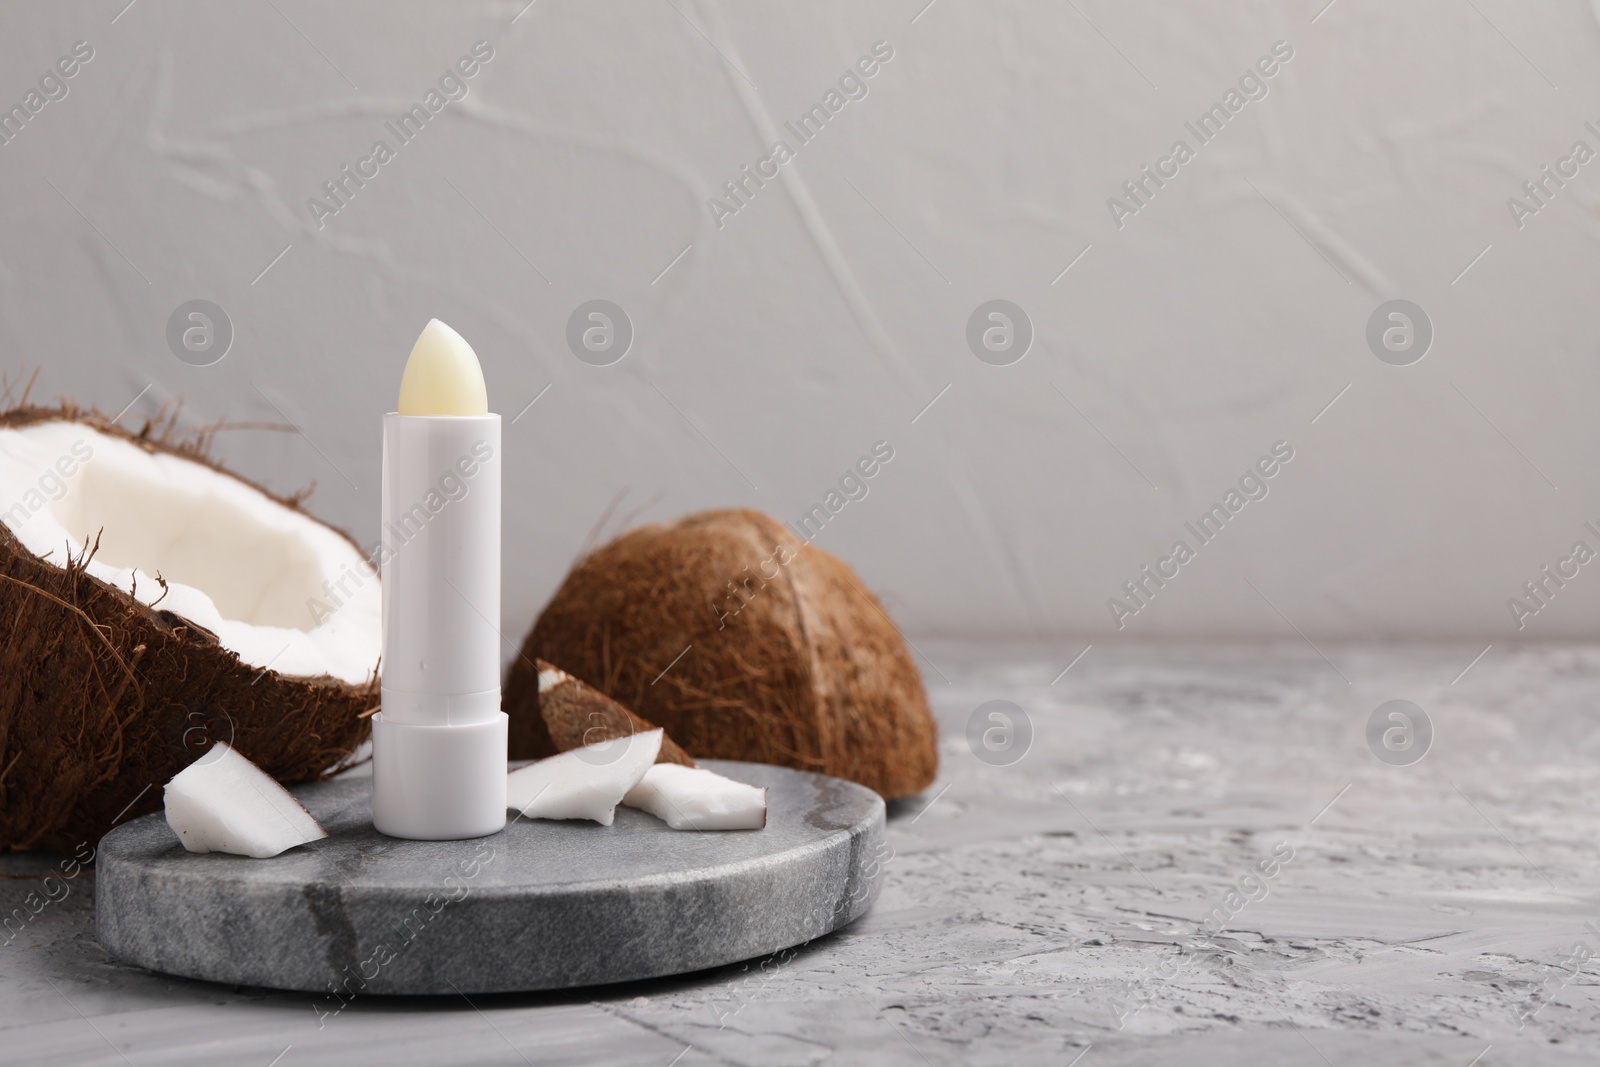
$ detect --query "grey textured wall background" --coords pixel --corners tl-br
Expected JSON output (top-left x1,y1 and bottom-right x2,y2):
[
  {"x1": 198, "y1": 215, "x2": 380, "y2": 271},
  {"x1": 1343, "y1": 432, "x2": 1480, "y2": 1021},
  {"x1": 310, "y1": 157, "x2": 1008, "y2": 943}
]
[{"x1": 2, "y1": 0, "x2": 1598, "y2": 649}]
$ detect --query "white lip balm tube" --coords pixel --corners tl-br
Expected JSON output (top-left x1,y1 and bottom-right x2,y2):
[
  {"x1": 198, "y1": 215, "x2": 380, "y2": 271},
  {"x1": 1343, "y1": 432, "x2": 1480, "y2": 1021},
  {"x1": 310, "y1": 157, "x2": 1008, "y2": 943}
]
[{"x1": 371, "y1": 319, "x2": 507, "y2": 840}]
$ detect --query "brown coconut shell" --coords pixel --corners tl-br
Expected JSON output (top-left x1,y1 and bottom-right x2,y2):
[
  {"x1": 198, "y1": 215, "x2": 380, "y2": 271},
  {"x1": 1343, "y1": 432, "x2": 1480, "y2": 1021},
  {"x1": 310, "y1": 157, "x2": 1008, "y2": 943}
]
[
  {"x1": 505, "y1": 508, "x2": 937, "y2": 798},
  {"x1": 0, "y1": 402, "x2": 376, "y2": 852},
  {"x1": 535, "y1": 659, "x2": 695, "y2": 766}
]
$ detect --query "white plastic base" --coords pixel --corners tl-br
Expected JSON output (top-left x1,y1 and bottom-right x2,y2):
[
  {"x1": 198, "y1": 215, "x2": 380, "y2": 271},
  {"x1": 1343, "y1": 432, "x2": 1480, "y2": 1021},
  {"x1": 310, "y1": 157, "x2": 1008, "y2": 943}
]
[{"x1": 371, "y1": 710, "x2": 508, "y2": 840}]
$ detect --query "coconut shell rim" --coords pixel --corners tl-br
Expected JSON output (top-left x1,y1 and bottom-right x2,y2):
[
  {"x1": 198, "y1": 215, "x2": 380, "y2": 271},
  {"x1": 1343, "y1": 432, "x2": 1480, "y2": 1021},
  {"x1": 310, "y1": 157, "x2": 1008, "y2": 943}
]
[{"x1": 0, "y1": 403, "x2": 378, "y2": 689}]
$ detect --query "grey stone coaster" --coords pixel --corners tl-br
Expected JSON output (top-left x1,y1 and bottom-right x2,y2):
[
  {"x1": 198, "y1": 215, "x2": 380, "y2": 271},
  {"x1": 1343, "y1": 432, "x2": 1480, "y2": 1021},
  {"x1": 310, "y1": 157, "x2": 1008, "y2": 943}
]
[{"x1": 95, "y1": 760, "x2": 886, "y2": 996}]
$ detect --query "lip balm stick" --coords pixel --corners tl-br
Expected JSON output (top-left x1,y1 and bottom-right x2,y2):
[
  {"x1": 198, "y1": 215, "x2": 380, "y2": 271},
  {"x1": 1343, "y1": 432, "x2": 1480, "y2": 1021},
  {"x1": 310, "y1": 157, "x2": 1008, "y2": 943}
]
[{"x1": 371, "y1": 319, "x2": 507, "y2": 840}]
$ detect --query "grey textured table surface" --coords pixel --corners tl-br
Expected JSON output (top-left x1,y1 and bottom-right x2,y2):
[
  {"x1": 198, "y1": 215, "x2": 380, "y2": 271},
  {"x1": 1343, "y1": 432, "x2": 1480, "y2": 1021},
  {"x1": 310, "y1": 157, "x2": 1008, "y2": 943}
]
[{"x1": 4, "y1": 643, "x2": 1600, "y2": 1066}]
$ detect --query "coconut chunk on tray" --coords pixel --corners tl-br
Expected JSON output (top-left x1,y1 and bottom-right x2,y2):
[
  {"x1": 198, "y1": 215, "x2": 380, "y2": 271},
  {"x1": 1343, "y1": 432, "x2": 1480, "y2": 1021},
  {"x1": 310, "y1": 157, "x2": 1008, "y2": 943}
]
[
  {"x1": 507, "y1": 729, "x2": 662, "y2": 825},
  {"x1": 623, "y1": 764, "x2": 767, "y2": 831},
  {"x1": 164, "y1": 742, "x2": 328, "y2": 858}
]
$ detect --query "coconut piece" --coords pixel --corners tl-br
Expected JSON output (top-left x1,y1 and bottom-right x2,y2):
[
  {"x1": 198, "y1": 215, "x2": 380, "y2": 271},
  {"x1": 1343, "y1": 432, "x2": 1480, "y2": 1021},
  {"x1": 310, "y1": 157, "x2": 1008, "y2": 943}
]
[
  {"x1": 0, "y1": 404, "x2": 379, "y2": 852},
  {"x1": 623, "y1": 764, "x2": 767, "y2": 831},
  {"x1": 507, "y1": 728, "x2": 662, "y2": 825},
  {"x1": 163, "y1": 742, "x2": 328, "y2": 858},
  {"x1": 536, "y1": 659, "x2": 694, "y2": 767},
  {"x1": 505, "y1": 508, "x2": 937, "y2": 799}
]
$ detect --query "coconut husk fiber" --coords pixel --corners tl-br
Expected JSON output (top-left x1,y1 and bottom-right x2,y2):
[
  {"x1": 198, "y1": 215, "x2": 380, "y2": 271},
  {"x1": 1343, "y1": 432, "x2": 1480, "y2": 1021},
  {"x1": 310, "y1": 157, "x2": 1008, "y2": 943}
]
[
  {"x1": 535, "y1": 659, "x2": 695, "y2": 766},
  {"x1": 505, "y1": 508, "x2": 937, "y2": 798},
  {"x1": 0, "y1": 403, "x2": 375, "y2": 852}
]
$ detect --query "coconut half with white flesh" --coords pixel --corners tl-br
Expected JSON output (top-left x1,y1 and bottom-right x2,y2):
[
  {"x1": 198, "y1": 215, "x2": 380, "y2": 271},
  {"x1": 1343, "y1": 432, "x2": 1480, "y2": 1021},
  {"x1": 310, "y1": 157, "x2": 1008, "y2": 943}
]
[
  {"x1": 0, "y1": 405, "x2": 380, "y2": 852},
  {"x1": 507, "y1": 728, "x2": 662, "y2": 825},
  {"x1": 164, "y1": 742, "x2": 328, "y2": 857},
  {"x1": 623, "y1": 764, "x2": 767, "y2": 830}
]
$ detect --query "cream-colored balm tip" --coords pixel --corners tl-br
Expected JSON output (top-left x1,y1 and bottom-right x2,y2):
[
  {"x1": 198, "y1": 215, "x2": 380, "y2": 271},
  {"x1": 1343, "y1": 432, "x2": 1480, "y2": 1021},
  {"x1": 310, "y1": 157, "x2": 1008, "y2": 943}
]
[{"x1": 397, "y1": 319, "x2": 489, "y2": 416}]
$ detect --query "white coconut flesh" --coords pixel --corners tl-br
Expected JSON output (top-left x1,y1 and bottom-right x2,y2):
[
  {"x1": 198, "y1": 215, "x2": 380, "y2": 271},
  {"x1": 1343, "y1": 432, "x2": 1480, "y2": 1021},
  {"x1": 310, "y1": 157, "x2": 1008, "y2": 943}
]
[
  {"x1": 0, "y1": 419, "x2": 379, "y2": 684},
  {"x1": 507, "y1": 729, "x2": 663, "y2": 825},
  {"x1": 164, "y1": 742, "x2": 328, "y2": 858},
  {"x1": 623, "y1": 764, "x2": 768, "y2": 830}
]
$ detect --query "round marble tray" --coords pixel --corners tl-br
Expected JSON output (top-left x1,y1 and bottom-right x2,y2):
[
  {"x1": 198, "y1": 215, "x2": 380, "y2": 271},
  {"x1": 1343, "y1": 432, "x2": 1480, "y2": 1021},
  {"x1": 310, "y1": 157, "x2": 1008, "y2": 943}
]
[{"x1": 95, "y1": 760, "x2": 886, "y2": 995}]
